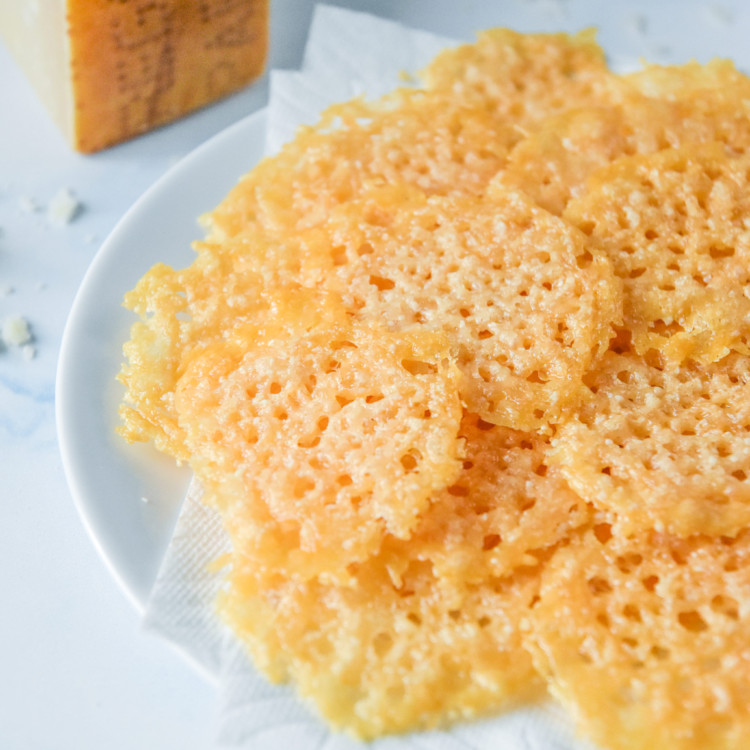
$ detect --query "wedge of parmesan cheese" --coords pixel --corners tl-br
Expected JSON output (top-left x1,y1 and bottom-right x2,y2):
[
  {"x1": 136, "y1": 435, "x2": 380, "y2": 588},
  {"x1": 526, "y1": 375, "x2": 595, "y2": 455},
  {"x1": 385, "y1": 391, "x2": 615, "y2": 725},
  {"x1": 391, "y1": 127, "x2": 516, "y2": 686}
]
[{"x1": 0, "y1": 0, "x2": 268, "y2": 153}]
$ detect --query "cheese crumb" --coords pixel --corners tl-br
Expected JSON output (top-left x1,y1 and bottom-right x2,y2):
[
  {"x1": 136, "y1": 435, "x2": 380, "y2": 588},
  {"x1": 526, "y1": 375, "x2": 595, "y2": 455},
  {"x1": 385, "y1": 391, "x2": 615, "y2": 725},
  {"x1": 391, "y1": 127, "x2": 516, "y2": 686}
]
[
  {"x1": 2, "y1": 315, "x2": 32, "y2": 347},
  {"x1": 47, "y1": 188, "x2": 82, "y2": 225}
]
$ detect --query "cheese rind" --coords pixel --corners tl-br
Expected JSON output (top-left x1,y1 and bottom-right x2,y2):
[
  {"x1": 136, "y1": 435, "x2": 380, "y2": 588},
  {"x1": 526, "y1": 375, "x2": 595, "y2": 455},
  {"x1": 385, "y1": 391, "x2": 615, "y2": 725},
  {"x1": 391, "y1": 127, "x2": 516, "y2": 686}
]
[{"x1": 0, "y1": 0, "x2": 269, "y2": 153}]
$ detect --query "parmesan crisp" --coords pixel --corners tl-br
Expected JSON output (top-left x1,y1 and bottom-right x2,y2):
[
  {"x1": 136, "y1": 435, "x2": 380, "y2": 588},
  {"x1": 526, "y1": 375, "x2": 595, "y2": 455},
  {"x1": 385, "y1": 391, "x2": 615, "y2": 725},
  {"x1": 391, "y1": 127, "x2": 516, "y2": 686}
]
[{"x1": 118, "y1": 23, "x2": 750, "y2": 750}]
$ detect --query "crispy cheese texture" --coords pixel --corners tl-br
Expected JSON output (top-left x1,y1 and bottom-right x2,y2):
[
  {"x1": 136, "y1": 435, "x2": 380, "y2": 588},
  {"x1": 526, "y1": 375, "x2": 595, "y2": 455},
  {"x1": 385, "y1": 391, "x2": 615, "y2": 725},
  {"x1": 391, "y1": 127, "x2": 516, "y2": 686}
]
[
  {"x1": 528, "y1": 525, "x2": 750, "y2": 750},
  {"x1": 118, "y1": 24, "x2": 750, "y2": 749}
]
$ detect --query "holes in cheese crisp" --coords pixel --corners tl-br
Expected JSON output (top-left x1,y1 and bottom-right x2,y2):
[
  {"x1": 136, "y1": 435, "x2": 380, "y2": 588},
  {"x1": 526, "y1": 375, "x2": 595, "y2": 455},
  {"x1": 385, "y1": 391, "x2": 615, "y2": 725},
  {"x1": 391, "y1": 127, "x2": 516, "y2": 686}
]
[
  {"x1": 447, "y1": 484, "x2": 469, "y2": 497},
  {"x1": 475, "y1": 418, "x2": 496, "y2": 431},
  {"x1": 400, "y1": 450, "x2": 422, "y2": 472},
  {"x1": 365, "y1": 393, "x2": 384, "y2": 404},
  {"x1": 578, "y1": 220, "x2": 595, "y2": 236},
  {"x1": 677, "y1": 610, "x2": 709, "y2": 632},
  {"x1": 292, "y1": 477, "x2": 316, "y2": 498},
  {"x1": 401, "y1": 359, "x2": 438, "y2": 375},
  {"x1": 357, "y1": 242, "x2": 374, "y2": 256},
  {"x1": 526, "y1": 370, "x2": 549, "y2": 384},
  {"x1": 331, "y1": 340, "x2": 357, "y2": 351},
  {"x1": 336, "y1": 394, "x2": 354, "y2": 408},
  {"x1": 369, "y1": 275, "x2": 396, "y2": 291},
  {"x1": 644, "y1": 229, "x2": 658, "y2": 240},
  {"x1": 616, "y1": 553, "x2": 643, "y2": 573},
  {"x1": 534, "y1": 464, "x2": 548, "y2": 477},
  {"x1": 372, "y1": 632, "x2": 394, "y2": 657},
  {"x1": 302, "y1": 375, "x2": 317, "y2": 395},
  {"x1": 732, "y1": 469, "x2": 747, "y2": 481},
  {"x1": 628, "y1": 267, "x2": 646, "y2": 279},
  {"x1": 710, "y1": 594, "x2": 739, "y2": 620},
  {"x1": 477, "y1": 329, "x2": 493, "y2": 340},
  {"x1": 576, "y1": 249, "x2": 594, "y2": 269},
  {"x1": 642, "y1": 575, "x2": 659, "y2": 592},
  {"x1": 650, "y1": 645, "x2": 670, "y2": 660},
  {"x1": 406, "y1": 612, "x2": 422, "y2": 626},
  {"x1": 298, "y1": 434, "x2": 321, "y2": 449},
  {"x1": 643, "y1": 349, "x2": 665, "y2": 370},
  {"x1": 588, "y1": 576, "x2": 613, "y2": 595},
  {"x1": 483, "y1": 533, "x2": 501, "y2": 550},
  {"x1": 331, "y1": 245, "x2": 348, "y2": 266},
  {"x1": 623, "y1": 604, "x2": 642, "y2": 623},
  {"x1": 631, "y1": 423, "x2": 652, "y2": 441},
  {"x1": 269, "y1": 382, "x2": 282, "y2": 394}
]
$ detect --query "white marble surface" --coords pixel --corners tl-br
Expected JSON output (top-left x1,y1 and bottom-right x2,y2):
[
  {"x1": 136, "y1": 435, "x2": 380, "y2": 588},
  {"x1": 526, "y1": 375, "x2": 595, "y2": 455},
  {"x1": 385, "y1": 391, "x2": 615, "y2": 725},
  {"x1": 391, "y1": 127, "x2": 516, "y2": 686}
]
[{"x1": 3, "y1": 1, "x2": 750, "y2": 748}]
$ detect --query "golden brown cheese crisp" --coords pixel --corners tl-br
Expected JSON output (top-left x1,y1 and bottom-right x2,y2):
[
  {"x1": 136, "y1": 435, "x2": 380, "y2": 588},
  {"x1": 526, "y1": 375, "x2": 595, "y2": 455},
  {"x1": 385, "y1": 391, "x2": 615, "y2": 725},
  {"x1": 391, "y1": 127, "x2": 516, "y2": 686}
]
[
  {"x1": 391, "y1": 413, "x2": 591, "y2": 587},
  {"x1": 313, "y1": 185, "x2": 621, "y2": 431},
  {"x1": 174, "y1": 304, "x2": 464, "y2": 584},
  {"x1": 117, "y1": 240, "x2": 334, "y2": 459},
  {"x1": 116, "y1": 21, "x2": 750, "y2": 749},
  {"x1": 528, "y1": 524, "x2": 750, "y2": 750},
  {"x1": 494, "y1": 60, "x2": 750, "y2": 218},
  {"x1": 421, "y1": 27, "x2": 615, "y2": 126},
  {"x1": 215, "y1": 411, "x2": 590, "y2": 737},
  {"x1": 221, "y1": 549, "x2": 543, "y2": 739},
  {"x1": 218, "y1": 409, "x2": 592, "y2": 737},
  {"x1": 551, "y1": 351, "x2": 750, "y2": 538},
  {"x1": 564, "y1": 144, "x2": 750, "y2": 366},
  {"x1": 205, "y1": 29, "x2": 617, "y2": 241},
  {"x1": 205, "y1": 89, "x2": 514, "y2": 240}
]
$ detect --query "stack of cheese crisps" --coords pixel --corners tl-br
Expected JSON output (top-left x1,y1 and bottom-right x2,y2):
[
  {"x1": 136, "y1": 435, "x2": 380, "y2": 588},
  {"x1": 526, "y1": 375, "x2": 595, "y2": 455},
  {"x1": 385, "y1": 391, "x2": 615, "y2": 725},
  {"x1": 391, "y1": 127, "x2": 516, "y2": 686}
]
[{"x1": 119, "y1": 26, "x2": 750, "y2": 750}]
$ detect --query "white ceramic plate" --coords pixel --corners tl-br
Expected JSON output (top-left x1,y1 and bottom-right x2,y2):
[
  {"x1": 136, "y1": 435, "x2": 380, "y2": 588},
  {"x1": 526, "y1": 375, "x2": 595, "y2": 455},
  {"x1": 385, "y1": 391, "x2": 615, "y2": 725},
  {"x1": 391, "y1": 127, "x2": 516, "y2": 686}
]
[{"x1": 56, "y1": 109, "x2": 267, "y2": 611}]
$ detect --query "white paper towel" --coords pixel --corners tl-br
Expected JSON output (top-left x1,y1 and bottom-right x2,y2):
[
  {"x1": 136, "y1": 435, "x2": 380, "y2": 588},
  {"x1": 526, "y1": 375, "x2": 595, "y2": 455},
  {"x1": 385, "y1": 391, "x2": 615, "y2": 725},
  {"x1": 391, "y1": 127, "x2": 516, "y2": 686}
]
[{"x1": 143, "y1": 6, "x2": 600, "y2": 748}]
